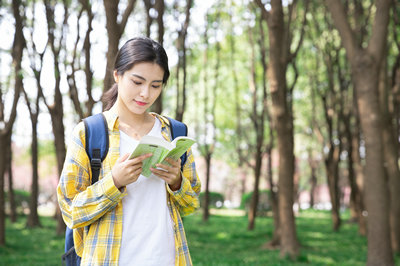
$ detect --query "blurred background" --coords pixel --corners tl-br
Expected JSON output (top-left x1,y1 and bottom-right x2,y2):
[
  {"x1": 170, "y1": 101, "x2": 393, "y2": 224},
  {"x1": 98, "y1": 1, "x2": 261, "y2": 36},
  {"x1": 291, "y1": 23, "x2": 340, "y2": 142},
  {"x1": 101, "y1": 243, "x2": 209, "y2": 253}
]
[{"x1": 1, "y1": 0, "x2": 400, "y2": 265}]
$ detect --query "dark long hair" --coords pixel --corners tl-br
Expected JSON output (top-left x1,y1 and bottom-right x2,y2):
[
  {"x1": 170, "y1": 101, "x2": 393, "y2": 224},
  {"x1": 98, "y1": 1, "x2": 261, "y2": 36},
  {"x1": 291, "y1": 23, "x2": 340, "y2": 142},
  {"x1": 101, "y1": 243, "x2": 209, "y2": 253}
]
[{"x1": 102, "y1": 37, "x2": 170, "y2": 111}]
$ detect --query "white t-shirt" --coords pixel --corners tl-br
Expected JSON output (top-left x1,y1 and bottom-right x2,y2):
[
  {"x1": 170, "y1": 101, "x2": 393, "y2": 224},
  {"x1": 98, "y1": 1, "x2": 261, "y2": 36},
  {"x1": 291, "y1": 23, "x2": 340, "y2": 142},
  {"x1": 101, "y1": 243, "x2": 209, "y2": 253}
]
[{"x1": 118, "y1": 118, "x2": 175, "y2": 266}]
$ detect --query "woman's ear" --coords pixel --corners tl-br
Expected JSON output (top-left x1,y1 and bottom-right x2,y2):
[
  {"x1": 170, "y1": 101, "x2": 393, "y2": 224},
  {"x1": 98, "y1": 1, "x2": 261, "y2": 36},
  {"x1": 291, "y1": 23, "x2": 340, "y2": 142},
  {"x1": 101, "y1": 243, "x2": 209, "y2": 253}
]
[{"x1": 113, "y1": 70, "x2": 119, "y2": 83}]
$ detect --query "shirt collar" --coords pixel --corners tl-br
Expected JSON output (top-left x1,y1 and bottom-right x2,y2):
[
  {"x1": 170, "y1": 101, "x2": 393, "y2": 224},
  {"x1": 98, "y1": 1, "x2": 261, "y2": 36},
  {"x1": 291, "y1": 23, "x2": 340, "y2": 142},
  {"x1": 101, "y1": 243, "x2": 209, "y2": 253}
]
[{"x1": 103, "y1": 110, "x2": 119, "y2": 131}]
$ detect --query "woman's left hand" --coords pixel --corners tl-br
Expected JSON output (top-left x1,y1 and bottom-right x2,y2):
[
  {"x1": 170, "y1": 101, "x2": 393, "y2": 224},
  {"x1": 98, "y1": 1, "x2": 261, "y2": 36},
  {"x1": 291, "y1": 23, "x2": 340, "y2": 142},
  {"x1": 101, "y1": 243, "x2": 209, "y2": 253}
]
[{"x1": 151, "y1": 158, "x2": 182, "y2": 191}]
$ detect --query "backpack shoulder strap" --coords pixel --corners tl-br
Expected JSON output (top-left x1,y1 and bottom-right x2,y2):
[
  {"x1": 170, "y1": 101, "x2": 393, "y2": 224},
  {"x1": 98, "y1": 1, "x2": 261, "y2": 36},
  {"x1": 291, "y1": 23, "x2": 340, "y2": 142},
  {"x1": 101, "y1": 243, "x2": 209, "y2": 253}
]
[
  {"x1": 83, "y1": 113, "x2": 109, "y2": 184},
  {"x1": 166, "y1": 117, "x2": 188, "y2": 169}
]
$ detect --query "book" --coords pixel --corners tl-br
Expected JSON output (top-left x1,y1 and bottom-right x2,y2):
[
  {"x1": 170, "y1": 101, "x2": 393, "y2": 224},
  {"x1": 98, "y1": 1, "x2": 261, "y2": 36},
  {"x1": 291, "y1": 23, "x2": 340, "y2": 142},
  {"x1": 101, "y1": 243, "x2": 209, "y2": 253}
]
[{"x1": 128, "y1": 135, "x2": 196, "y2": 178}]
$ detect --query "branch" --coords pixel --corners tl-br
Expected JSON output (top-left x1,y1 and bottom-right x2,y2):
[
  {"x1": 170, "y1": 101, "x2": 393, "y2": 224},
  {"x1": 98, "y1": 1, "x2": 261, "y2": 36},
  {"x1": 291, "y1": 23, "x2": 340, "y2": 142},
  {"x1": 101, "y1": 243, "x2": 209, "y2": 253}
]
[
  {"x1": 254, "y1": 0, "x2": 269, "y2": 21},
  {"x1": 326, "y1": 0, "x2": 359, "y2": 61},
  {"x1": 289, "y1": 0, "x2": 309, "y2": 62},
  {"x1": 285, "y1": 0, "x2": 296, "y2": 61},
  {"x1": 119, "y1": 0, "x2": 137, "y2": 34},
  {"x1": 393, "y1": 1, "x2": 400, "y2": 51}
]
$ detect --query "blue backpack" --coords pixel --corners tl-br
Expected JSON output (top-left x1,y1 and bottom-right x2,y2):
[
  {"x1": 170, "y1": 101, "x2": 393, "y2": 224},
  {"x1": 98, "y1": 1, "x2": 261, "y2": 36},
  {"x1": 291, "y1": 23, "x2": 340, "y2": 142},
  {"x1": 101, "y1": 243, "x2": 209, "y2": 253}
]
[{"x1": 62, "y1": 113, "x2": 188, "y2": 266}]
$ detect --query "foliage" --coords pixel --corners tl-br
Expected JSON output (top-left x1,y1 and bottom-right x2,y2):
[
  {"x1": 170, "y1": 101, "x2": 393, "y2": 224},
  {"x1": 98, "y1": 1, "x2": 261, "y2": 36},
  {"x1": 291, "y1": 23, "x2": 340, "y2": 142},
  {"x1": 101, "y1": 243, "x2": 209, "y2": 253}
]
[
  {"x1": 240, "y1": 190, "x2": 271, "y2": 216},
  {"x1": 199, "y1": 191, "x2": 224, "y2": 209}
]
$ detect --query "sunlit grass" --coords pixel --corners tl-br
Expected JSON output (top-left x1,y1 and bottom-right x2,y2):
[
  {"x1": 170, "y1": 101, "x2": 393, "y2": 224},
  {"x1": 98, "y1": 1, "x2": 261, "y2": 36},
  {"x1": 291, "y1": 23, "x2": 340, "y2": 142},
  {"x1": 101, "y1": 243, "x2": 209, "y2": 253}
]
[
  {"x1": 0, "y1": 216, "x2": 64, "y2": 265},
  {"x1": 0, "y1": 210, "x2": 399, "y2": 265}
]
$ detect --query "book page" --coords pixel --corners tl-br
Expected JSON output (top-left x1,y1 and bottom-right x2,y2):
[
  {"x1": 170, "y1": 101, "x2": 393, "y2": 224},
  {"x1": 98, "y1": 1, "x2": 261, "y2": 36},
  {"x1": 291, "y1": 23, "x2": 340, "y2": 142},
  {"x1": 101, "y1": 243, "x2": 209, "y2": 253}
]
[
  {"x1": 165, "y1": 137, "x2": 196, "y2": 161},
  {"x1": 129, "y1": 142, "x2": 170, "y2": 178}
]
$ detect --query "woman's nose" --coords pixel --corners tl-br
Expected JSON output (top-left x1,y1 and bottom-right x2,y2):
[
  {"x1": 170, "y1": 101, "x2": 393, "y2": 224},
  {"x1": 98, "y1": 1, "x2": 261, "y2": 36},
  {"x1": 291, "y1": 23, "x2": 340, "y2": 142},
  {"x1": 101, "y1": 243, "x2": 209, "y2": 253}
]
[{"x1": 140, "y1": 85, "x2": 150, "y2": 98}]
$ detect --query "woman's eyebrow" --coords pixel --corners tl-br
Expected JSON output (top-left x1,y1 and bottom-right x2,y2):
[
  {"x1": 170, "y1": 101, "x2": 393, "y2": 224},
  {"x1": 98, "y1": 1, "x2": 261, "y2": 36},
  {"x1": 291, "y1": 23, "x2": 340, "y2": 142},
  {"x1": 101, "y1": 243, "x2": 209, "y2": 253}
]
[
  {"x1": 131, "y1": 73, "x2": 162, "y2": 83},
  {"x1": 131, "y1": 73, "x2": 146, "y2": 80}
]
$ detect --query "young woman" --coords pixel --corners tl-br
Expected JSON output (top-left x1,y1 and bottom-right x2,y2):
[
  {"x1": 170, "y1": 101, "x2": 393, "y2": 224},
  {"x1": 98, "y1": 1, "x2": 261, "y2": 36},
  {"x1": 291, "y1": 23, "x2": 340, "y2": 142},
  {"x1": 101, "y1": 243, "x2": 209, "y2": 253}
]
[{"x1": 57, "y1": 37, "x2": 201, "y2": 265}]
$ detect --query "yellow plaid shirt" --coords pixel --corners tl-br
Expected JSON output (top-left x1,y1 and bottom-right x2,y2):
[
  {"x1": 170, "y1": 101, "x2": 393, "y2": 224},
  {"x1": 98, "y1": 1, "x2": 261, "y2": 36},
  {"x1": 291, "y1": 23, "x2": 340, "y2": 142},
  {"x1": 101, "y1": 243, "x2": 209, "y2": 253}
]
[{"x1": 57, "y1": 111, "x2": 201, "y2": 265}]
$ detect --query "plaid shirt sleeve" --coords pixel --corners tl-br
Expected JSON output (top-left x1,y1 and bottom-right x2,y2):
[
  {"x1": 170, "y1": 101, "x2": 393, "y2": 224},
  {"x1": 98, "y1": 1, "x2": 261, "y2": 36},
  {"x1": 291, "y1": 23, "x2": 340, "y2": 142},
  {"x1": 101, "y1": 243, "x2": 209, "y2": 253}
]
[
  {"x1": 166, "y1": 147, "x2": 201, "y2": 217},
  {"x1": 57, "y1": 122, "x2": 125, "y2": 229}
]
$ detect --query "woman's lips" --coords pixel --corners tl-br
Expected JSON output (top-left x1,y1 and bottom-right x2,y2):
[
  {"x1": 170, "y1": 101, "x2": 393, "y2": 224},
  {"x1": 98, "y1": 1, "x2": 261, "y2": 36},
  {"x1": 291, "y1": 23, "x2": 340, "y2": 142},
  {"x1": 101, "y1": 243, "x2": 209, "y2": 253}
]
[{"x1": 135, "y1": 100, "x2": 147, "y2": 106}]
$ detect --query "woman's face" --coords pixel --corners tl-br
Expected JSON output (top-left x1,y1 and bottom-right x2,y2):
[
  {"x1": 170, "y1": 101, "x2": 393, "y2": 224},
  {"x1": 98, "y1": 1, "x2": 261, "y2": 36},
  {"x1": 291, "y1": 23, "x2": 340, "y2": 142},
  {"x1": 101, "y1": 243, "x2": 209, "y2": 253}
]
[{"x1": 114, "y1": 62, "x2": 164, "y2": 115}]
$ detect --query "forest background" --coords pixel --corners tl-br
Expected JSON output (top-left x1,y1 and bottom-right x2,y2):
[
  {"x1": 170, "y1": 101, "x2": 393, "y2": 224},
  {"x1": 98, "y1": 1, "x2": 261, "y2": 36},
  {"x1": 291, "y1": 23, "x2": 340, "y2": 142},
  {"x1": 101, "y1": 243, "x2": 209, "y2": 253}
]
[{"x1": 0, "y1": 0, "x2": 400, "y2": 265}]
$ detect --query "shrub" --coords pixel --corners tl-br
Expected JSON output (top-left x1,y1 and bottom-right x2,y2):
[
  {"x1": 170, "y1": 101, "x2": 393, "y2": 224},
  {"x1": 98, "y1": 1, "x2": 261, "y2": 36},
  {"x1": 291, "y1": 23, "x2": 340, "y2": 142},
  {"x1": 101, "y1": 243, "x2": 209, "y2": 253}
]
[
  {"x1": 240, "y1": 190, "x2": 271, "y2": 217},
  {"x1": 199, "y1": 191, "x2": 224, "y2": 209},
  {"x1": 5, "y1": 189, "x2": 31, "y2": 214}
]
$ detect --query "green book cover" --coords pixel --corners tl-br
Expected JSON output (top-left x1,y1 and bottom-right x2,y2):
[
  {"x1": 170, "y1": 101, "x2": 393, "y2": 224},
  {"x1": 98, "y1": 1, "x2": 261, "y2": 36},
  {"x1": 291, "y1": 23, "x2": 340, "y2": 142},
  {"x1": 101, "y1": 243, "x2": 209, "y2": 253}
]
[{"x1": 129, "y1": 135, "x2": 196, "y2": 177}]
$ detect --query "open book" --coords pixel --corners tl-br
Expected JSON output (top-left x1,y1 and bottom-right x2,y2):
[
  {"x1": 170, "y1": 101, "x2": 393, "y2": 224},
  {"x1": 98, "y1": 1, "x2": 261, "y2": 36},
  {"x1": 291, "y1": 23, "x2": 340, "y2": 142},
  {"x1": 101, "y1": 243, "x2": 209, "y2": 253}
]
[{"x1": 129, "y1": 135, "x2": 196, "y2": 178}]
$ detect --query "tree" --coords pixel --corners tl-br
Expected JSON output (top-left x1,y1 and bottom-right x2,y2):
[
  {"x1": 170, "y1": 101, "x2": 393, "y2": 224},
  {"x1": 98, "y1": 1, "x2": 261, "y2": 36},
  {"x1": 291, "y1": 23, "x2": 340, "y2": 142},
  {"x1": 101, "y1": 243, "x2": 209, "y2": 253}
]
[
  {"x1": 379, "y1": 36, "x2": 400, "y2": 254},
  {"x1": 41, "y1": 0, "x2": 70, "y2": 235},
  {"x1": 103, "y1": 0, "x2": 137, "y2": 95},
  {"x1": 254, "y1": 0, "x2": 308, "y2": 258},
  {"x1": 151, "y1": 0, "x2": 165, "y2": 113},
  {"x1": 388, "y1": 2, "x2": 400, "y2": 252},
  {"x1": 326, "y1": 0, "x2": 394, "y2": 264},
  {"x1": 310, "y1": 30, "x2": 344, "y2": 231},
  {"x1": 0, "y1": 0, "x2": 25, "y2": 245},
  {"x1": 246, "y1": 11, "x2": 268, "y2": 231},
  {"x1": 198, "y1": 8, "x2": 220, "y2": 222},
  {"x1": 143, "y1": 0, "x2": 154, "y2": 37},
  {"x1": 67, "y1": 0, "x2": 96, "y2": 119},
  {"x1": 174, "y1": 0, "x2": 193, "y2": 122},
  {"x1": 24, "y1": 0, "x2": 44, "y2": 227}
]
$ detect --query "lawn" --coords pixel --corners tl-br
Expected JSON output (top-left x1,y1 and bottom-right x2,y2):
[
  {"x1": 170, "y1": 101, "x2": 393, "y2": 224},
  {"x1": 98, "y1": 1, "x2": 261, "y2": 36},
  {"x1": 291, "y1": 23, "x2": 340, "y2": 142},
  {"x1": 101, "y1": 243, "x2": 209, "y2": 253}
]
[{"x1": 0, "y1": 210, "x2": 399, "y2": 265}]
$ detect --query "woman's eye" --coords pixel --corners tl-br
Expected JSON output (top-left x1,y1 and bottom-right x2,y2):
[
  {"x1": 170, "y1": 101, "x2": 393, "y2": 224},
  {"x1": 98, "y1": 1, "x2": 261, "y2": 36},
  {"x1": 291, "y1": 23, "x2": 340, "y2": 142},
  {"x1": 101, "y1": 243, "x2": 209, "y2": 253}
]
[
  {"x1": 152, "y1": 85, "x2": 161, "y2": 89},
  {"x1": 133, "y1": 80, "x2": 142, "y2": 85}
]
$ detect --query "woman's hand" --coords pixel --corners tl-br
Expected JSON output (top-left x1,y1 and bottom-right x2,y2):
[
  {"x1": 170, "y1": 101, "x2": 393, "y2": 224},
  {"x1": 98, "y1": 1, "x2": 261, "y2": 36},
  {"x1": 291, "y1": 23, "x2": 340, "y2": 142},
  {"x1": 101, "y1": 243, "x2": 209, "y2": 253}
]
[
  {"x1": 111, "y1": 153, "x2": 152, "y2": 189},
  {"x1": 151, "y1": 158, "x2": 182, "y2": 191}
]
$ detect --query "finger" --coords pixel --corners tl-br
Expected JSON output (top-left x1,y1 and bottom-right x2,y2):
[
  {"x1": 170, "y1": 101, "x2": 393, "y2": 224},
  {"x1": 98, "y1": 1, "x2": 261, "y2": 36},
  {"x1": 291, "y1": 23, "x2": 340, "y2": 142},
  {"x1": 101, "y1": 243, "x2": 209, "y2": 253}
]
[
  {"x1": 155, "y1": 163, "x2": 176, "y2": 173},
  {"x1": 132, "y1": 167, "x2": 143, "y2": 177},
  {"x1": 128, "y1": 163, "x2": 143, "y2": 174},
  {"x1": 150, "y1": 167, "x2": 170, "y2": 177},
  {"x1": 118, "y1": 153, "x2": 130, "y2": 163},
  {"x1": 164, "y1": 157, "x2": 181, "y2": 166},
  {"x1": 128, "y1": 153, "x2": 152, "y2": 164}
]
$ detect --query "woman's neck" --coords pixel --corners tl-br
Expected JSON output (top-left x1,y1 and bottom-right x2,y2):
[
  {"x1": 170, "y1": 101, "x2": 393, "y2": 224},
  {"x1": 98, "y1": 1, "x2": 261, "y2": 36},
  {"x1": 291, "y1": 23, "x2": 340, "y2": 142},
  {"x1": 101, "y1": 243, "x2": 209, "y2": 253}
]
[
  {"x1": 109, "y1": 99, "x2": 155, "y2": 140},
  {"x1": 111, "y1": 101, "x2": 151, "y2": 125}
]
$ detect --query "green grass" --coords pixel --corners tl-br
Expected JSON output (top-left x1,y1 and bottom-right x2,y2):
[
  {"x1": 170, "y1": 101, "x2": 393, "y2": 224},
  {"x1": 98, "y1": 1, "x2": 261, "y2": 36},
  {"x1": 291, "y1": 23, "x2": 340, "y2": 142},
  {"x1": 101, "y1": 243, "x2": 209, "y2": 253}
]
[
  {"x1": 0, "y1": 216, "x2": 64, "y2": 265},
  {"x1": 0, "y1": 210, "x2": 399, "y2": 265},
  {"x1": 185, "y1": 210, "x2": 366, "y2": 266}
]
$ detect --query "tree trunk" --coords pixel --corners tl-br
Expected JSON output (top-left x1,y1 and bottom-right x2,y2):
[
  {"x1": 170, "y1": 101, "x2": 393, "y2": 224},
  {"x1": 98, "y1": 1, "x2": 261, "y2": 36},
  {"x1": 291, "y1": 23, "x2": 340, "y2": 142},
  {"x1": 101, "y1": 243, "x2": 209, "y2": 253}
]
[
  {"x1": 327, "y1": 1, "x2": 393, "y2": 264},
  {"x1": 247, "y1": 148, "x2": 262, "y2": 230},
  {"x1": 27, "y1": 114, "x2": 40, "y2": 228},
  {"x1": 143, "y1": 0, "x2": 153, "y2": 37},
  {"x1": 355, "y1": 64, "x2": 393, "y2": 265},
  {"x1": 379, "y1": 52, "x2": 400, "y2": 253},
  {"x1": 199, "y1": 12, "x2": 216, "y2": 222},
  {"x1": 246, "y1": 20, "x2": 266, "y2": 230},
  {"x1": 307, "y1": 150, "x2": 317, "y2": 209},
  {"x1": 343, "y1": 113, "x2": 361, "y2": 223},
  {"x1": 202, "y1": 153, "x2": 211, "y2": 221},
  {"x1": 6, "y1": 132, "x2": 16, "y2": 223},
  {"x1": 155, "y1": 0, "x2": 164, "y2": 45},
  {"x1": 0, "y1": 137, "x2": 6, "y2": 246},
  {"x1": 152, "y1": 0, "x2": 165, "y2": 113},
  {"x1": 103, "y1": 0, "x2": 122, "y2": 94},
  {"x1": 174, "y1": 0, "x2": 193, "y2": 121},
  {"x1": 264, "y1": 0, "x2": 299, "y2": 258},
  {"x1": 351, "y1": 119, "x2": 367, "y2": 235},
  {"x1": 267, "y1": 146, "x2": 280, "y2": 248},
  {"x1": 103, "y1": 0, "x2": 137, "y2": 95},
  {"x1": 325, "y1": 147, "x2": 341, "y2": 231},
  {"x1": 0, "y1": 0, "x2": 24, "y2": 245}
]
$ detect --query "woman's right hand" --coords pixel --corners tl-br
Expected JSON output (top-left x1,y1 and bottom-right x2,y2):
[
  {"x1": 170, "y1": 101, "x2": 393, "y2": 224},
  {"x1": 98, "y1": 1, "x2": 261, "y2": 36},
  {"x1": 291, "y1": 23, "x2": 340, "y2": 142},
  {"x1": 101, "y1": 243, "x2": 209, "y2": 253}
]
[{"x1": 111, "y1": 153, "x2": 152, "y2": 189}]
